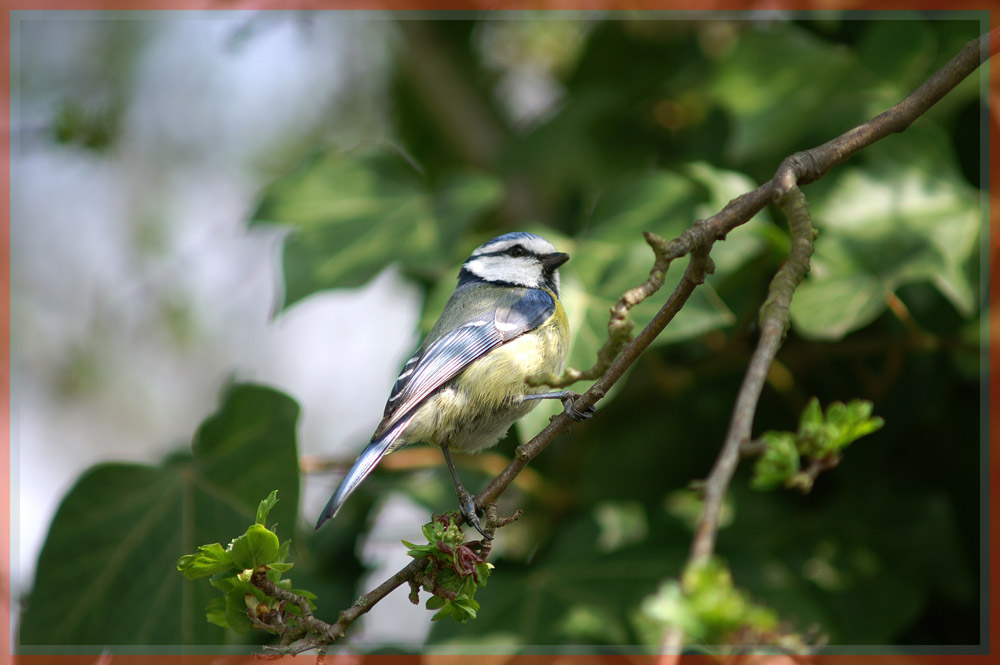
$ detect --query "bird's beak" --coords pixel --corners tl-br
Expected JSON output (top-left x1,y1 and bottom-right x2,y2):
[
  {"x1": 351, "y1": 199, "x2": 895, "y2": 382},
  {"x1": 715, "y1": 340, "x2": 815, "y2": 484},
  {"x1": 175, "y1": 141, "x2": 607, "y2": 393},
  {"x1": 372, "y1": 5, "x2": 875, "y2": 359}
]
[{"x1": 543, "y1": 252, "x2": 570, "y2": 270}]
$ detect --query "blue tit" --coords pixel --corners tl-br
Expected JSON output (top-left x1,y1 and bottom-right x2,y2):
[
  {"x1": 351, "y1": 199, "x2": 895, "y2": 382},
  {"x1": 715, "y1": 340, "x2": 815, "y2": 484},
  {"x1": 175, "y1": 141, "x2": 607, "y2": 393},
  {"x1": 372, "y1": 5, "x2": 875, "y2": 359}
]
[{"x1": 315, "y1": 231, "x2": 583, "y2": 537}]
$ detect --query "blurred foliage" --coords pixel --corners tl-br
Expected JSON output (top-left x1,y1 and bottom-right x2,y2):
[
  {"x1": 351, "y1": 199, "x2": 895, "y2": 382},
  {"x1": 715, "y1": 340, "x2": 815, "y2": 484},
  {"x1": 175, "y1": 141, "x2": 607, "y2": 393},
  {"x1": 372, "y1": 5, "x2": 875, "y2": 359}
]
[
  {"x1": 52, "y1": 99, "x2": 122, "y2": 151},
  {"x1": 638, "y1": 556, "x2": 811, "y2": 649},
  {"x1": 251, "y1": 147, "x2": 504, "y2": 309},
  {"x1": 21, "y1": 14, "x2": 984, "y2": 652},
  {"x1": 20, "y1": 384, "x2": 301, "y2": 646},
  {"x1": 791, "y1": 124, "x2": 980, "y2": 339}
]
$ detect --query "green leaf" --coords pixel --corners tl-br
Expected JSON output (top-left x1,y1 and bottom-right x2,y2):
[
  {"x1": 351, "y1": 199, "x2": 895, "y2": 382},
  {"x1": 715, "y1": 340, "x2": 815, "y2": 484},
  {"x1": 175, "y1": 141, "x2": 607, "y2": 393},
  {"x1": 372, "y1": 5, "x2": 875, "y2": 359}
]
[
  {"x1": 640, "y1": 580, "x2": 702, "y2": 639},
  {"x1": 19, "y1": 383, "x2": 300, "y2": 646},
  {"x1": 229, "y1": 524, "x2": 282, "y2": 570},
  {"x1": 224, "y1": 585, "x2": 256, "y2": 635},
  {"x1": 594, "y1": 500, "x2": 649, "y2": 553},
  {"x1": 800, "y1": 399, "x2": 885, "y2": 457},
  {"x1": 177, "y1": 543, "x2": 235, "y2": 580},
  {"x1": 710, "y1": 23, "x2": 861, "y2": 163},
  {"x1": 787, "y1": 273, "x2": 887, "y2": 339},
  {"x1": 753, "y1": 398, "x2": 883, "y2": 492},
  {"x1": 251, "y1": 146, "x2": 503, "y2": 310},
  {"x1": 682, "y1": 161, "x2": 773, "y2": 276},
  {"x1": 406, "y1": 514, "x2": 493, "y2": 624},
  {"x1": 429, "y1": 510, "x2": 688, "y2": 645},
  {"x1": 790, "y1": 126, "x2": 979, "y2": 340},
  {"x1": 575, "y1": 170, "x2": 736, "y2": 352},
  {"x1": 798, "y1": 396, "x2": 823, "y2": 433},
  {"x1": 276, "y1": 538, "x2": 291, "y2": 563},
  {"x1": 751, "y1": 433, "x2": 801, "y2": 491},
  {"x1": 557, "y1": 603, "x2": 630, "y2": 643},
  {"x1": 431, "y1": 603, "x2": 454, "y2": 622},
  {"x1": 451, "y1": 596, "x2": 480, "y2": 622},
  {"x1": 256, "y1": 490, "x2": 279, "y2": 526},
  {"x1": 205, "y1": 596, "x2": 229, "y2": 630},
  {"x1": 642, "y1": 557, "x2": 781, "y2": 645},
  {"x1": 477, "y1": 562, "x2": 493, "y2": 587}
]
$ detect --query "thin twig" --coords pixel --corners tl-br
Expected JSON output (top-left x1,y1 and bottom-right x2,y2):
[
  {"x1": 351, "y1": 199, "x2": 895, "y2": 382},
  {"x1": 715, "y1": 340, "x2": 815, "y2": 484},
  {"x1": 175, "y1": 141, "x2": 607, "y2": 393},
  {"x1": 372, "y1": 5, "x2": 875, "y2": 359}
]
[
  {"x1": 492, "y1": 27, "x2": 991, "y2": 526},
  {"x1": 690, "y1": 186, "x2": 815, "y2": 565},
  {"x1": 251, "y1": 569, "x2": 336, "y2": 637},
  {"x1": 310, "y1": 29, "x2": 992, "y2": 650},
  {"x1": 659, "y1": 187, "x2": 815, "y2": 656},
  {"x1": 256, "y1": 508, "x2": 519, "y2": 653},
  {"x1": 477, "y1": 234, "x2": 716, "y2": 507},
  {"x1": 655, "y1": 31, "x2": 991, "y2": 653}
]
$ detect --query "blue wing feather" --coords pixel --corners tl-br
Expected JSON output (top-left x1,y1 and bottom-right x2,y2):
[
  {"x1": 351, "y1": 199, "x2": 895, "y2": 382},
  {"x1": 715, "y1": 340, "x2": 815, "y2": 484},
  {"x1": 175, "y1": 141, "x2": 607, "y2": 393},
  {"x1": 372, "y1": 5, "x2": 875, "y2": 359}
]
[{"x1": 374, "y1": 288, "x2": 555, "y2": 437}]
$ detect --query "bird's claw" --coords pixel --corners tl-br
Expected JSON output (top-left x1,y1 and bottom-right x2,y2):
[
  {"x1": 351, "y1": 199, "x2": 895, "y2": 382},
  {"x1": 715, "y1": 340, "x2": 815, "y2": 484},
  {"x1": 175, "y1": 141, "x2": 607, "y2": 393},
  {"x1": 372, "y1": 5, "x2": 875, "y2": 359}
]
[
  {"x1": 560, "y1": 391, "x2": 595, "y2": 422},
  {"x1": 457, "y1": 488, "x2": 492, "y2": 540}
]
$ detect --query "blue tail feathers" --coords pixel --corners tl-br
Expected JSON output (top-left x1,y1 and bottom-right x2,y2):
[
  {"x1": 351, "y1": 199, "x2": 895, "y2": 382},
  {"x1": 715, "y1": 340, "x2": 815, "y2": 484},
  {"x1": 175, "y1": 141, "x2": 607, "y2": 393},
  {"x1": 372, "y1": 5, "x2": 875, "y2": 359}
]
[{"x1": 314, "y1": 421, "x2": 409, "y2": 530}]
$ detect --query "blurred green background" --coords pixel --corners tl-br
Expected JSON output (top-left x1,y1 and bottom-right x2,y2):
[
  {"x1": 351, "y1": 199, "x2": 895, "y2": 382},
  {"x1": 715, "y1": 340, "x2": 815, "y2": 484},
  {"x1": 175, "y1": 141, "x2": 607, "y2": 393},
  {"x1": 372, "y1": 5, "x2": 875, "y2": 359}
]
[{"x1": 14, "y1": 12, "x2": 985, "y2": 653}]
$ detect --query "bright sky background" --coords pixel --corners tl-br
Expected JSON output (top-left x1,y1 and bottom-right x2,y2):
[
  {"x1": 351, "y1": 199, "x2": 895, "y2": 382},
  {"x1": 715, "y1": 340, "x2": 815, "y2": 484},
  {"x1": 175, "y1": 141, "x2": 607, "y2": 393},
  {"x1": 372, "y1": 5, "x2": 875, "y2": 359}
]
[{"x1": 11, "y1": 12, "x2": 439, "y2": 645}]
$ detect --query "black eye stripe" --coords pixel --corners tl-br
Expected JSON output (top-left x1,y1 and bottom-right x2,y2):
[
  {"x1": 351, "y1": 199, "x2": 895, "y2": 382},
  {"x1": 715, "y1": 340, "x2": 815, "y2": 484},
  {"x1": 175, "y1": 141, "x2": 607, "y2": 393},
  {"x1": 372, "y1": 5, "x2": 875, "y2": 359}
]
[{"x1": 473, "y1": 247, "x2": 539, "y2": 260}]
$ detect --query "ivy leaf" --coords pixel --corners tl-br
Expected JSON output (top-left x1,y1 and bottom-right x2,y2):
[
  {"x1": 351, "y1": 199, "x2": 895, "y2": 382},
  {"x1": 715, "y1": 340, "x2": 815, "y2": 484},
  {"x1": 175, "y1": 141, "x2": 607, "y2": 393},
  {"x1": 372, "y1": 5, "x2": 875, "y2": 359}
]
[
  {"x1": 790, "y1": 126, "x2": 979, "y2": 339},
  {"x1": 683, "y1": 161, "x2": 774, "y2": 276},
  {"x1": 19, "y1": 384, "x2": 300, "y2": 646},
  {"x1": 251, "y1": 146, "x2": 503, "y2": 311},
  {"x1": 574, "y1": 170, "x2": 735, "y2": 355},
  {"x1": 710, "y1": 23, "x2": 862, "y2": 163}
]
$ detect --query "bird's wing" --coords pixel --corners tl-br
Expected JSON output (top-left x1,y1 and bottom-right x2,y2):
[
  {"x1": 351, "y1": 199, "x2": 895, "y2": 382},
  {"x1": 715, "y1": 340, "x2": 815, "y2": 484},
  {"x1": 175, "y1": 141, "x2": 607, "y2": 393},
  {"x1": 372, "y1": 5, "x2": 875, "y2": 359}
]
[
  {"x1": 315, "y1": 288, "x2": 557, "y2": 529},
  {"x1": 374, "y1": 288, "x2": 556, "y2": 437}
]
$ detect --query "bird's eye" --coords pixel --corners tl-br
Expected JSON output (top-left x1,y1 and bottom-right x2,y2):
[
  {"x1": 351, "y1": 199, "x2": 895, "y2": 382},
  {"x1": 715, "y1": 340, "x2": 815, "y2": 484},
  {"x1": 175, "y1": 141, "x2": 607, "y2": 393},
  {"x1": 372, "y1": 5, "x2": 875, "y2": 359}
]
[{"x1": 508, "y1": 245, "x2": 527, "y2": 257}]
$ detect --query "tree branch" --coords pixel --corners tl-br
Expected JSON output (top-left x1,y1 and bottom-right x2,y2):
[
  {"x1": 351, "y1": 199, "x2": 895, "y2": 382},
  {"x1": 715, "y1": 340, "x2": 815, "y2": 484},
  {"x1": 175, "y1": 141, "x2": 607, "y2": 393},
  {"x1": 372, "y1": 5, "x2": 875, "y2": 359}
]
[
  {"x1": 253, "y1": 507, "x2": 517, "y2": 653},
  {"x1": 690, "y1": 186, "x2": 815, "y2": 566},
  {"x1": 300, "y1": 28, "x2": 992, "y2": 651},
  {"x1": 480, "y1": 231, "x2": 716, "y2": 503},
  {"x1": 658, "y1": 187, "x2": 816, "y2": 659},
  {"x1": 657, "y1": 29, "x2": 992, "y2": 654},
  {"x1": 685, "y1": 24, "x2": 990, "y2": 561}
]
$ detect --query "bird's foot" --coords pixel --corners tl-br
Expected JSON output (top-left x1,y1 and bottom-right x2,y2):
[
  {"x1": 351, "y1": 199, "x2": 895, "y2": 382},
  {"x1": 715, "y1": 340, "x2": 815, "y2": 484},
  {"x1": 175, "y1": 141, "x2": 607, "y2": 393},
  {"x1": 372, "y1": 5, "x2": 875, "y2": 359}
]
[
  {"x1": 456, "y1": 487, "x2": 492, "y2": 540},
  {"x1": 559, "y1": 391, "x2": 595, "y2": 422}
]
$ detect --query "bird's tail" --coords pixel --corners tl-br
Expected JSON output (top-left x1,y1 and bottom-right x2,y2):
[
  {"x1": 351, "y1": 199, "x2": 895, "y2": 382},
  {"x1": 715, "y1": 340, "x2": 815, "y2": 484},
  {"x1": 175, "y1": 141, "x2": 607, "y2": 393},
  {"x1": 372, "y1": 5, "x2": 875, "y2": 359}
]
[{"x1": 314, "y1": 419, "x2": 409, "y2": 530}]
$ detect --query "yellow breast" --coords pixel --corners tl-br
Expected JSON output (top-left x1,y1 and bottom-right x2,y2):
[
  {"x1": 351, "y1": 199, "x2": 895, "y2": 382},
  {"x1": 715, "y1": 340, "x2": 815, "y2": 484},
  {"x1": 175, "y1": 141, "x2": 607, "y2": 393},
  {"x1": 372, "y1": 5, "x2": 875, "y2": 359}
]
[{"x1": 400, "y1": 299, "x2": 569, "y2": 454}]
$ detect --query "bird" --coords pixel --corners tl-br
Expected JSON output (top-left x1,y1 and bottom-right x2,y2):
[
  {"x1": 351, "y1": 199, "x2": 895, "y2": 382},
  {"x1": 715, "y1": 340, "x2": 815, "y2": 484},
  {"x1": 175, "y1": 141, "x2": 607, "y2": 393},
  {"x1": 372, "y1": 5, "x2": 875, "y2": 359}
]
[{"x1": 315, "y1": 231, "x2": 590, "y2": 537}]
